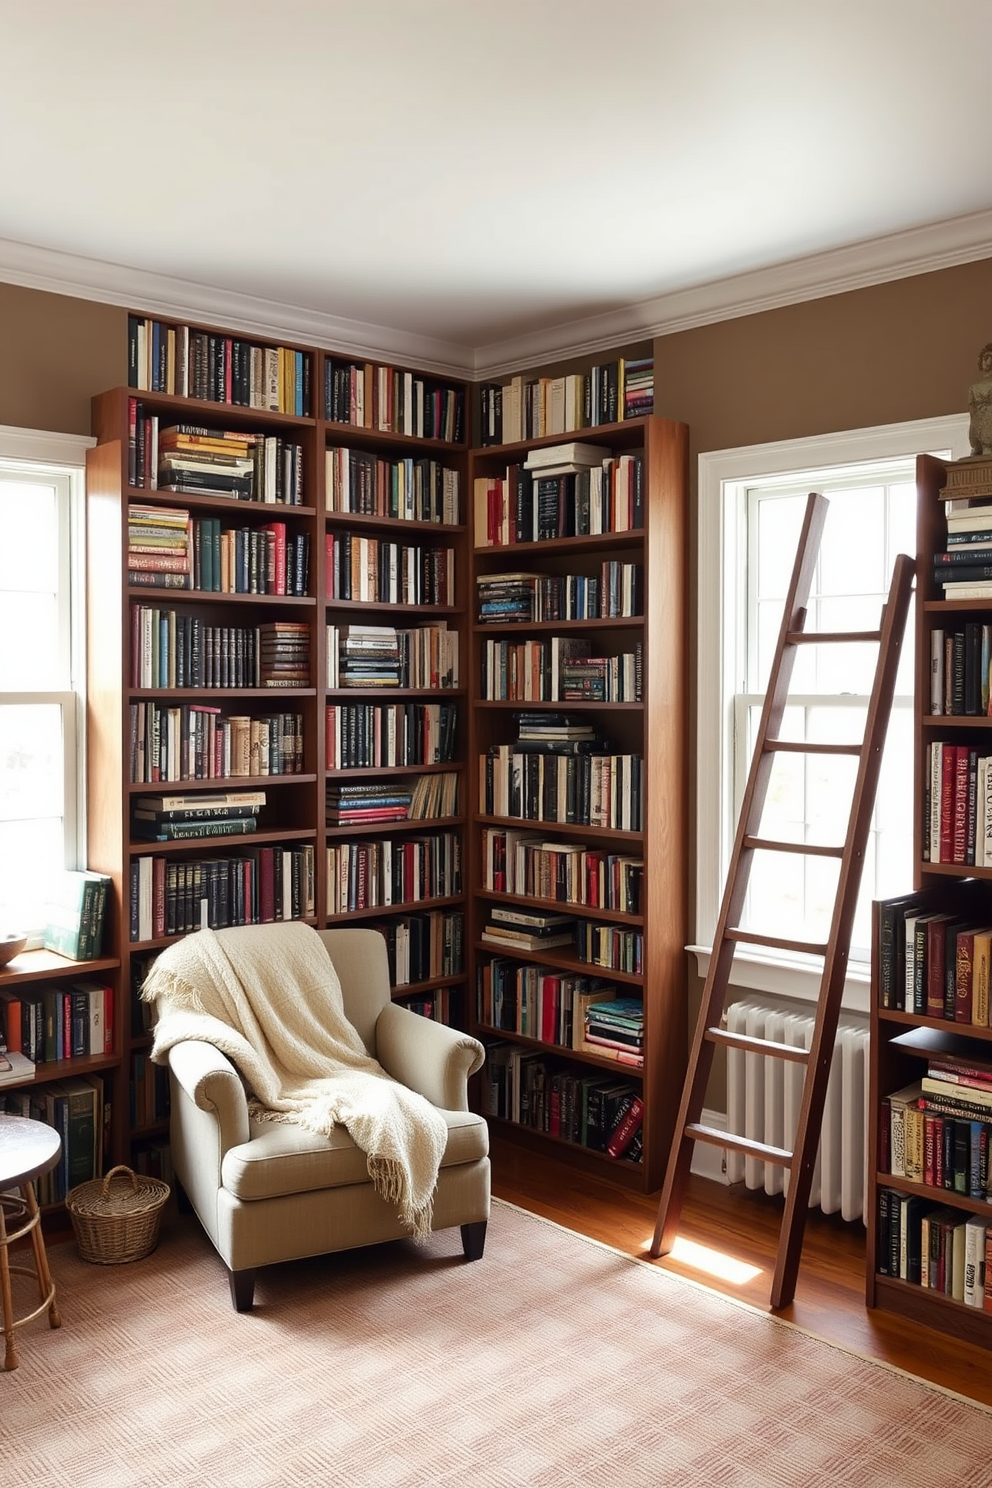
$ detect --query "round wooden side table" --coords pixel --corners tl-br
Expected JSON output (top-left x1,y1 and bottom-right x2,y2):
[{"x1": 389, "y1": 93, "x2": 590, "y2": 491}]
[{"x1": 0, "y1": 1114, "x2": 62, "y2": 1370}]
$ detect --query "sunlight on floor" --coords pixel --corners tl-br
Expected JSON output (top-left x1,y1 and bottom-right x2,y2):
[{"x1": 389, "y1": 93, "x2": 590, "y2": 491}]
[{"x1": 658, "y1": 1236, "x2": 764, "y2": 1286}]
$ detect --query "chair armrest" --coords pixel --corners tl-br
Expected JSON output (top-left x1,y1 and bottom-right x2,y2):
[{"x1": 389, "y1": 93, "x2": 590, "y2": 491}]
[
  {"x1": 374, "y1": 1003, "x2": 485, "y2": 1112},
  {"x1": 167, "y1": 1040, "x2": 251, "y2": 1155}
]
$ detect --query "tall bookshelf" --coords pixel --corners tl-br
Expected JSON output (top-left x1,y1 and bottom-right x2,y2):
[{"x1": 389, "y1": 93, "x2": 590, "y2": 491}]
[
  {"x1": 467, "y1": 415, "x2": 688, "y2": 1191},
  {"x1": 866, "y1": 451, "x2": 992, "y2": 1348},
  {"x1": 85, "y1": 314, "x2": 470, "y2": 1167}
]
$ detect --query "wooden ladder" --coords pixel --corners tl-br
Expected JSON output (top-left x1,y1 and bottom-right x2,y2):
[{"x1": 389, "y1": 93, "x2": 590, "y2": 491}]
[{"x1": 650, "y1": 492, "x2": 915, "y2": 1308}]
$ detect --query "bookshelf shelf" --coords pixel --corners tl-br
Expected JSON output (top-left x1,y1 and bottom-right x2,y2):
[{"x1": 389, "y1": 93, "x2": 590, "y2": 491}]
[
  {"x1": 467, "y1": 413, "x2": 688, "y2": 1190},
  {"x1": 866, "y1": 450, "x2": 992, "y2": 1347}
]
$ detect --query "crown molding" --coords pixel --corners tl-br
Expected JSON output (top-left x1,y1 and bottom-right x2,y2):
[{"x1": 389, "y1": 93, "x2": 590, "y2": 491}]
[
  {"x1": 3, "y1": 208, "x2": 992, "y2": 387},
  {"x1": 0, "y1": 236, "x2": 476, "y2": 380},
  {"x1": 470, "y1": 207, "x2": 992, "y2": 378}
]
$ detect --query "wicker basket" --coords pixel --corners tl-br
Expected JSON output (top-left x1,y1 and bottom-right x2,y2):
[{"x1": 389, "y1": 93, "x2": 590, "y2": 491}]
[{"x1": 66, "y1": 1165, "x2": 170, "y2": 1265}]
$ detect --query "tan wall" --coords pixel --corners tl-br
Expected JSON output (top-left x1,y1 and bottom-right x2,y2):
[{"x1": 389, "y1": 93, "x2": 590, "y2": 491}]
[{"x1": 0, "y1": 283, "x2": 125, "y2": 435}]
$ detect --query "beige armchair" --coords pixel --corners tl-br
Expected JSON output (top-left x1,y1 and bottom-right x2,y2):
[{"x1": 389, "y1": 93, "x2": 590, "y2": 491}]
[{"x1": 166, "y1": 927, "x2": 490, "y2": 1310}]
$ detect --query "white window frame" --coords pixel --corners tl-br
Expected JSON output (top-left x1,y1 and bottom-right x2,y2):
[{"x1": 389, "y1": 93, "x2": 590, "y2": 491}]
[
  {"x1": 0, "y1": 425, "x2": 95, "y2": 941},
  {"x1": 693, "y1": 413, "x2": 970, "y2": 1013}
]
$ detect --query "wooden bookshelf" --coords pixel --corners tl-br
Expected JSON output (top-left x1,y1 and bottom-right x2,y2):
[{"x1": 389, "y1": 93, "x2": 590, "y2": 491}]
[
  {"x1": 466, "y1": 415, "x2": 688, "y2": 1190},
  {"x1": 84, "y1": 314, "x2": 472, "y2": 1164},
  {"x1": 866, "y1": 451, "x2": 992, "y2": 1348}
]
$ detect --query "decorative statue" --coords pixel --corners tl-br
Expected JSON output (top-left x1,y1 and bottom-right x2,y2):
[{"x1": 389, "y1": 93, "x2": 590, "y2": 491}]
[{"x1": 968, "y1": 343, "x2": 992, "y2": 455}]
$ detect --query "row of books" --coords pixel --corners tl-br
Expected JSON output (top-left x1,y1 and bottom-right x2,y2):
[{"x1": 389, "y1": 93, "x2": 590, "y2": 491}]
[
  {"x1": 131, "y1": 790, "x2": 266, "y2": 843},
  {"x1": 43, "y1": 869, "x2": 111, "y2": 962},
  {"x1": 369, "y1": 911, "x2": 464, "y2": 986},
  {"x1": 481, "y1": 1043, "x2": 644, "y2": 1161},
  {"x1": 476, "y1": 952, "x2": 619, "y2": 1051},
  {"x1": 129, "y1": 414, "x2": 306, "y2": 506},
  {"x1": 576, "y1": 923, "x2": 644, "y2": 977},
  {"x1": 0, "y1": 977, "x2": 113, "y2": 1066},
  {"x1": 324, "y1": 358, "x2": 465, "y2": 443},
  {"x1": 876, "y1": 891, "x2": 992, "y2": 1025},
  {"x1": 929, "y1": 625, "x2": 992, "y2": 716},
  {"x1": 400, "y1": 989, "x2": 459, "y2": 1024},
  {"x1": 885, "y1": 1083, "x2": 991, "y2": 1198},
  {"x1": 324, "y1": 532, "x2": 456, "y2": 606},
  {"x1": 128, "y1": 844, "x2": 316, "y2": 942},
  {"x1": 481, "y1": 743, "x2": 644, "y2": 833},
  {"x1": 130, "y1": 608, "x2": 312, "y2": 690},
  {"x1": 877, "y1": 1188, "x2": 990, "y2": 1307},
  {"x1": 474, "y1": 448, "x2": 643, "y2": 546},
  {"x1": 325, "y1": 622, "x2": 459, "y2": 690},
  {"x1": 325, "y1": 832, "x2": 462, "y2": 915},
  {"x1": 476, "y1": 565, "x2": 641, "y2": 624},
  {"x1": 478, "y1": 360, "x2": 653, "y2": 446},
  {"x1": 325, "y1": 773, "x2": 458, "y2": 826},
  {"x1": 130, "y1": 1052, "x2": 170, "y2": 1129},
  {"x1": 128, "y1": 318, "x2": 311, "y2": 415},
  {"x1": 325, "y1": 447, "x2": 460, "y2": 524},
  {"x1": 480, "y1": 637, "x2": 642, "y2": 703},
  {"x1": 924, "y1": 743, "x2": 992, "y2": 866},
  {"x1": 1, "y1": 1076, "x2": 106, "y2": 1203},
  {"x1": 130, "y1": 703, "x2": 305, "y2": 783},
  {"x1": 325, "y1": 701, "x2": 458, "y2": 770},
  {"x1": 131, "y1": 513, "x2": 311, "y2": 597},
  {"x1": 480, "y1": 828, "x2": 643, "y2": 915}
]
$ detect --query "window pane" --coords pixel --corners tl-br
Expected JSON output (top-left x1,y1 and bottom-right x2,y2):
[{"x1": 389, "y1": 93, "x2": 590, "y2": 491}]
[
  {"x1": 819, "y1": 487, "x2": 885, "y2": 595},
  {"x1": 0, "y1": 703, "x2": 65, "y2": 822},
  {"x1": 0, "y1": 818, "x2": 64, "y2": 934},
  {"x1": 0, "y1": 478, "x2": 64, "y2": 689}
]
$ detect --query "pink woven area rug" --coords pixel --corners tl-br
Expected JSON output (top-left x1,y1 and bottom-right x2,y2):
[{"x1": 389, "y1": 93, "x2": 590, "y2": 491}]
[{"x1": 3, "y1": 1198, "x2": 990, "y2": 1487}]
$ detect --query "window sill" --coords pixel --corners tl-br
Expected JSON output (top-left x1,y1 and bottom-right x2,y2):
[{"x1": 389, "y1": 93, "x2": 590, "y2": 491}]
[{"x1": 687, "y1": 944, "x2": 871, "y2": 1019}]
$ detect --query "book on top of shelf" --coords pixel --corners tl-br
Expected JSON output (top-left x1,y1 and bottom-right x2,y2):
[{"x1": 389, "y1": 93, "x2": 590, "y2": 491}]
[
  {"x1": 0, "y1": 1049, "x2": 36, "y2": 1087},
  {"x1": 43, "y1": 869, "x2": 111, "y2": 961},
  {"x1": 524, "y1": 442, "x2": 608, "y2": 471}
]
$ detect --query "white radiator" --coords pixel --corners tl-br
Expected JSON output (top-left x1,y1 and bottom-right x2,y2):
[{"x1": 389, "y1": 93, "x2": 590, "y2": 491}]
[{"x1": 724, "y1": 1000, "x2": 869, "y2": 1223}]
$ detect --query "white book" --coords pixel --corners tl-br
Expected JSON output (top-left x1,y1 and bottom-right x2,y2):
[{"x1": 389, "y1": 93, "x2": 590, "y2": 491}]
[
  {"x1": 930, "y1": 627, "x2": 944, "y2": 715},
  {"x1": 964, "y1": 1216, "x2": 987, "y2": 1307},
  {"x1": 524, "y1": 441, "x2": 607, "y2": 470},
  {"x1": 951, "y1": 1219, "x2": 968, "y2": 1302}
]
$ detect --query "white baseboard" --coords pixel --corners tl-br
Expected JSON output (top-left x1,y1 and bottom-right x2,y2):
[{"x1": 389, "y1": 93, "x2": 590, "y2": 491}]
[{"x1": 688, "y1": 1109, "x2": 729, "y2": 1186}]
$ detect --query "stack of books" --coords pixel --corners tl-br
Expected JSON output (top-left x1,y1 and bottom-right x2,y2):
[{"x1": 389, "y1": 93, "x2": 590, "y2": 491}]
[
  {"x1": 583, "y1": 997, "x2": 645, "y2": 1067},
  {"x1": 127, "y1": 504, "x2": 192, "y2": 589},
  {"x1": 330, "y1": 625, "x2": 402, "y2": 688},
  {"x1": 476, "y1": 573, "x2": 540, "y2": 624},
  {"x1": 131, "y1": 789, "x2": 265, "y2": 841},
  {"x1": 43, "y1": 869, "x2": 111, "y2": 961},
  {"x1": 934, "y1": 455, "x2": 992, "y2": 597},
  {"x1": 157, "y1": 426, "x2": 255, "y2": 500},
  {"x1": 258, "y1": 622, "x2": 310, "y2": 687},
  {"x1": 622, "y1": 359, "x2": 654, "y2": 420},
  {"x1": 480, "y1": 905, "x2": 576, "y2": 953},
  {"x1": 326, "y1": 782, "x2": 412, "y2": 826}
]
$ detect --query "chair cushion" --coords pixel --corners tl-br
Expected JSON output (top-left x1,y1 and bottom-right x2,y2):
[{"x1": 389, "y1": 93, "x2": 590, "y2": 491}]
[{"x1": 221, "y1": 1107, "x2": 488, "y2": 1203}]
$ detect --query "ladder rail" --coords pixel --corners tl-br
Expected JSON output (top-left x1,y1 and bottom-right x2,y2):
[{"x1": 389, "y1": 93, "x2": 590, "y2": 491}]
[
  {"x1": 650, "y1": 492, "x2": 915, "y2": 1311},
  {"x1": 650, "y1": 492, "x2": 829, "y2": 1259}
]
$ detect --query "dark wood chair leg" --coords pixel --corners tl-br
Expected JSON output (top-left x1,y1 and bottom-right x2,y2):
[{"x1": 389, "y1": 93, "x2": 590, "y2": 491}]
[
  {"x1": 461, "y1": 1220, "x2": 487, "y2": 1261},
  {"x1": 228, "y1": 1267, "x2": 256, "y2": 1312}
]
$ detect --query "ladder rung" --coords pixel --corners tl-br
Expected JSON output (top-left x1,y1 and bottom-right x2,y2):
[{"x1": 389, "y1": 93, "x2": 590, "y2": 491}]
[
  {"x1": 725, "y1": 928, "x2": 828, "y2": 956},
  {"x1": 685, "y1": 1123, "x2": 794, "y2": 1167},
  {"x1": 785, "y1": 629, "x2": 881, "y2": 645},
  {"x1": 743, "y1": 836, "x2": 844, "y2": 859},
  {"x1": 704, "y1": 1027, "x2": 811, "y2": 1063},
  {"x1": 765, "y1": 740, "x2": 863, "y2": 756}
]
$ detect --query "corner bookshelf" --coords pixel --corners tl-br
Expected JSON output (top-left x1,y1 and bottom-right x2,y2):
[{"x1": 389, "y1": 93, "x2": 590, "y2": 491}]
[
  {"x1": 466, "y1": 414, "x2": 688, "y2": 1191},
  {"x1": 866, "y1": 451, "x2": 992, "y2": 1348},
  {"x1": 86, "y1": 312, "x2": 472, "y2": 1168}
]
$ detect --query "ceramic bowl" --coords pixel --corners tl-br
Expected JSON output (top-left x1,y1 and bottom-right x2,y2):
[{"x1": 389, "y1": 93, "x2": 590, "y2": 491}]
[{"x1": 0, "y1": 934, "x2": 28, "y2": 966}]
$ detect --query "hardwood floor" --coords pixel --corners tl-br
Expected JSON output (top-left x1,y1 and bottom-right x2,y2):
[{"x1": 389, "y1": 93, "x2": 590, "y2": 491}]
[{"x1": 490, "y1": 1133, "x2": 992, "y2": 1408}]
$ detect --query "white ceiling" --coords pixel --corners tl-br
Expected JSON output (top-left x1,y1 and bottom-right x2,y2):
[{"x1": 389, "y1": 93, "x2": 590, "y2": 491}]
[{"x1": 3, "y1": 1, "x2": 992, "y2": 376}]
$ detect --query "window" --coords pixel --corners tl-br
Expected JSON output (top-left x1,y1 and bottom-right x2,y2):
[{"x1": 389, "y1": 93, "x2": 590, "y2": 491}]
[
  {"x1": 0, "y1": 427, "x2": 93, "y2": 942},
  {"x1": 694, "y1": 414, "x2": 970, "y2": 1011}
]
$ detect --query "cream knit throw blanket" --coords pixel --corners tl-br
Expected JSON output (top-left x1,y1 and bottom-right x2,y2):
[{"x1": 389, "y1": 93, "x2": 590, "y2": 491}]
[{"x1": 141, "y1": 922, "x2": 447, "y2": 1238}]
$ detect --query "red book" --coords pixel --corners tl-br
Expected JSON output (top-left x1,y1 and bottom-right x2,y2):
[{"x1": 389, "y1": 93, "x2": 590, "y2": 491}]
[
  {"x1": 926, "y1": 914, "x2": 954, "y2": 1019},
  {"x1": 955, "y1": 928, "x2": 977, "y2": 1022},
  {"x1": 607, "y1": 1094, "x2": 644, "y2": 1158},
  {"x1": 953, "y1": 745, "x2": 970, "y2": 863}
]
